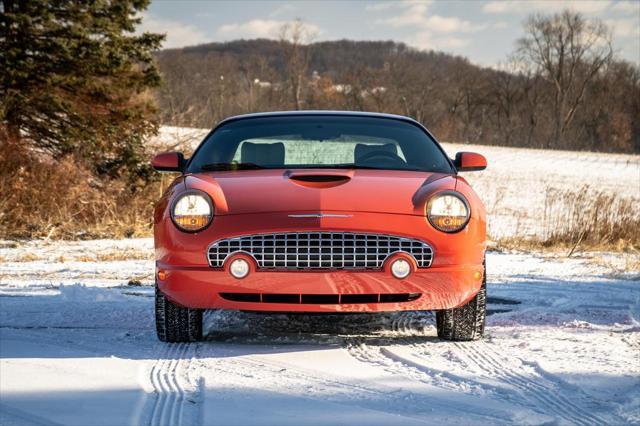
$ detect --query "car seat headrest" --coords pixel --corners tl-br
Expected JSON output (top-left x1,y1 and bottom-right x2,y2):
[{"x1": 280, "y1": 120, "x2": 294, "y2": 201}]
[
  {"x1": 241, "y1": 142, "x2": 285, "y2": 166},
  {"x1": 354, "y1": 143, "x2": 398, "y2": 162}
]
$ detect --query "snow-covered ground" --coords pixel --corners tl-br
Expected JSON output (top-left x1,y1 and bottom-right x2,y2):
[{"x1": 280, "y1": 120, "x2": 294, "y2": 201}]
[
  {"x1": 1, "y1": 239, "x2": 639, "y2": 425},
  {"x1": 1, "y1": 127, "x2": 638, "y2": 424},
  {"x1": 149, "y1": 126, "x2": 640, "y2": 240},
  {"x1": 443, "y1": 142, "x2": 640, "y2": 240}
]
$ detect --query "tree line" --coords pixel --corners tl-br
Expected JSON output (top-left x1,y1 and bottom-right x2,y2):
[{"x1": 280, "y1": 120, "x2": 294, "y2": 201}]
[
  {"x1": 156, "y1": 13, "x2": 639, "y2": 154},
  {"x1": 2, "y1": 4, "x2": 639, "y2": 184},
  {"x1": 1, "y1": 0, "x2": 163, "y2": 238},
  {"x1": 1, "y1": 3, "x2": 637, "y2": 238}
]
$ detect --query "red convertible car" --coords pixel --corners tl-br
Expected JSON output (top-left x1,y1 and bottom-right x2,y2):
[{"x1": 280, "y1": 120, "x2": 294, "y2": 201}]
[{"x1": 152, "y1": 111, "x2": 487, "y2": 342}]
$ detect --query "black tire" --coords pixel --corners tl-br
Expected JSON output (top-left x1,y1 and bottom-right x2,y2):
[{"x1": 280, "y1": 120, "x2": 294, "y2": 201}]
[
  {"x1": 436, "y1": 259, "x2": 486, "y2": 341},
  {"x1": 155, "y1": 284, "x2": 203, "y2": 342}
]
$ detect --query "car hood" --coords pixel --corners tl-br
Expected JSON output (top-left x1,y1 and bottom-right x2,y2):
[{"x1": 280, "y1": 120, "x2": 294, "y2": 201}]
[{"x1": 185, "y1": 169, "x2": 456, "y2": 216}]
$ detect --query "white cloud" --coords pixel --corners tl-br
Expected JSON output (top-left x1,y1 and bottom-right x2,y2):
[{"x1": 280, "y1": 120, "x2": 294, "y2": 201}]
[
  {"x1": 612, "y1": 1, "x2": 640, "y2": 12},
  {"x1": 268, "y1": 4, "x2": 297, "y2": 18},
  {"x1": 409, "y1": 31, "x2": 471, "y2": 50},
  {"x1": 481, "y1": 1, "x2": 511, "y2": 14},
  {"x1": 425, "y1": 15, "x2": 487, "y2": 33},
  {"x1": 217, "y1": 19, "x2": 321, "y2": 40},
  {"x1": 365, "y1": 2, "x2": 398, "y2": 12},
  {"x1": 606, "y1": 18, "x2": 640, "y2": 38},
  {"x1": 217, "y1": 19, "x2": 282, "y2": 38},
  {"x1": 376, "y1": 1, "x2": 433, "y2": 27},
  {"x1": 482, "y1": 1, "x2": 612, "y2": 14},
  {"x1": 368, "y1": 0, "x2": 484, "y2": 52},
  {"x1": 373, "y1": 1, "x2": 485, "y2": 33},
  {"x1": 138, "y1": 13, "x2": 211, "y2": 49}
]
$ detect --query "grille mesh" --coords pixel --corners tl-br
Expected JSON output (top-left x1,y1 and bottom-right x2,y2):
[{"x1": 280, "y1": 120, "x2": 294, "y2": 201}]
[{"x1": 207, "y1": 232, "x2": 433, "y2": 270}]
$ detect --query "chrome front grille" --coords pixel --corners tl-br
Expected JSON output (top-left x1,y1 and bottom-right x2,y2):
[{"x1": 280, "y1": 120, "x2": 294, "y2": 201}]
[{"x1": 207, "y1": 232, "x2": 433, "y2": 270}]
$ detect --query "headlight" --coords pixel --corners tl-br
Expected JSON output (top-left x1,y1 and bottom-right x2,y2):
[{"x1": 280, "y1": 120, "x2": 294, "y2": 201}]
[
  {"x1": 426, "y1": 192, "x2": 470, "y2": 233},
  {"x1": 171, "y1": 191, "x2": 213, "y2": 232}
]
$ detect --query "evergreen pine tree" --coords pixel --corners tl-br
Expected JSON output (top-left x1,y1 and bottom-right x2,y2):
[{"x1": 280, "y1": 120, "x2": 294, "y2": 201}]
[{"x1": 0, "y1": 0, "x2": 164, "y2": 180}]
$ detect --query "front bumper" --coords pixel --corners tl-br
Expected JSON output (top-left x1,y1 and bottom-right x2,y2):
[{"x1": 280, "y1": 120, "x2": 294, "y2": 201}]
[
  {"x1": 154, "y1": 209, "x2": 486, "y2": 312},
  {"x1": 156, "y1": 261, "x2": 484, "y2": 312}
]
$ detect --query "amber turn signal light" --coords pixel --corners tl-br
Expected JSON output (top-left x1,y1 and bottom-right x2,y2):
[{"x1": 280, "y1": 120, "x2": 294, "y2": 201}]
[
  {"x1": 174, "y1": 215, "x2": 210, "y2": 230},
  {"x1": 171, "y1": 191, "x2": 214, "y2": 232},
  {"x1": 426, "y1": 192, "x2": 470, "y2": 233}
]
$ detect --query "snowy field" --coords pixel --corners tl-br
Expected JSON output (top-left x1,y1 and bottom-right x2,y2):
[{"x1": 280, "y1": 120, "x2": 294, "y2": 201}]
[
  {"x1": 1, "y1": 238, "x2": 639, "y2": 425},
  {"x1": 1, "y1": 127, "x2": 638, "y2": 425},
  {"x1": 150, "y1": 126, "x2": 640, "y2": 240}
]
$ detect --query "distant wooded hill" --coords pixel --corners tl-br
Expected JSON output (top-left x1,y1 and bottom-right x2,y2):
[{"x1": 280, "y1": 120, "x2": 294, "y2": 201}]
[{"x1": 155, "y1": 38, "x2": 639, "y2": 153}]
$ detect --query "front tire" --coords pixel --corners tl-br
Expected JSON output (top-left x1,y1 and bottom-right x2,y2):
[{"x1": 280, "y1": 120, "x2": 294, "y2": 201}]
[
  {"x1": 155, "y1": 285, "x2": 203, "y2": 342},
  {"x1": 436, "y1": 260, "x2": 486, "y2": 341}
]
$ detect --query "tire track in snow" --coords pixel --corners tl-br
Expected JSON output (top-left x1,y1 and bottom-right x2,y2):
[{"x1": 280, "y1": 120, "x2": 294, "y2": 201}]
[
  {"x1": 453, "y1": 341, "x2": 610, "y2": 426},
  {"x1": 383, "y1": 312, "x2": 534, "y2": 399},
  {"x1": 344, "y1": 339, "x2": 512, "y2": 423},
  {"x1": 142, "y1": 343, "x2": 202, "y2": 426},
  {"x1": 199, "y1": 352, "x2": 432, "y2": 422},
  {"x1": 203, "y1": 347, "x2": 506, "y2": 424},
  {"x1": 389, "y1": 311, "x2": 433, "y2": 336},
  {"x1": 384, "y1": 309, "x2": 611, "y2": 426},
  {"x1": 376, "y1": 345, "x2": 522, "y2": 401},
  {"x1": 344, "y1": 311, "x2": 612, "y2": 425}
]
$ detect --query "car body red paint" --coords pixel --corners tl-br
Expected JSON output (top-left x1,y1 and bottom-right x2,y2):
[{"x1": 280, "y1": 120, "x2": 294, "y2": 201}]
[{"x1": 153, "y1": 111, "x2": 487, "y2": 315}]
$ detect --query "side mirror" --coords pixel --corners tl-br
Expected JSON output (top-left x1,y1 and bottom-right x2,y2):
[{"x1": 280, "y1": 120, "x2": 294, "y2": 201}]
[
  {"x1": 454, "y1": 152, "x2": 487, "y2": 172},
  {"x1": 152, "y1": 152, "x2": 185, "y2": 172}
]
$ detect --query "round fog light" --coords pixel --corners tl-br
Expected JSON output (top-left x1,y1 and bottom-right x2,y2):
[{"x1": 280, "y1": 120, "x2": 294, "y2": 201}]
[
  {"x1": 229, "y1": 258, "x2": 250, "y2": 279},
  {"x1": 391, "y1": 259, "x2": 411, "y2": 279}
]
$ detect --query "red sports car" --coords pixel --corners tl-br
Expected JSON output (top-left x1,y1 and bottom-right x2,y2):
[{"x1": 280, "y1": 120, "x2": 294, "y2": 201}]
[{"x1": 152, "y1": 111, "x2": 487, "y2": 342}]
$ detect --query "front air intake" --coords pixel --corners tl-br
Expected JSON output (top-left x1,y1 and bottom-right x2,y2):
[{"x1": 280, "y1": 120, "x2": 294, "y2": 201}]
[
  {"x1": 219, "y1": 292, "x2": 422, "y2": 304},
  {"x1": 289, "y1": 175, "x2": 350, "y2": 183}
]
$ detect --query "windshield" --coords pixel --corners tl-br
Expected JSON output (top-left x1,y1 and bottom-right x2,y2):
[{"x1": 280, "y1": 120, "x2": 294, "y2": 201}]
[{"x1": 187, "y1": 115, "x2": 454, "y2": 173}]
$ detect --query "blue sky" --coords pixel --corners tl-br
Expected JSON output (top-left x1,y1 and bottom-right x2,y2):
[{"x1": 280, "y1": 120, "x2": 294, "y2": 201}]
[{"x1": 142, "y1": 0, "x2": 639, "y2": 66}]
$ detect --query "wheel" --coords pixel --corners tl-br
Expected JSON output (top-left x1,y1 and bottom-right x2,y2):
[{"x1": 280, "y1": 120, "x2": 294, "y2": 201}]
[
  {"x1": 155, "y1": 284, "x2": 203, "y2": 342},
  {"x1": 436, "y1": 259, "x2": 486, "y2": 341}
]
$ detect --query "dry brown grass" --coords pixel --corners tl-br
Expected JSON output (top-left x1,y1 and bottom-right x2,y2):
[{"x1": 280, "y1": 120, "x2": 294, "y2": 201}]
[
  {"x1": 2, "y1": 143, "x2": 638, "y2": 257},
  {"x1": 0, "y1": 143, "x2": 159, "y2": 239},
  {"x1": 542, "y1": 186, "x2": 639, "y2": 249},
  {"x1": 493, "y1": 237, "x2": 639, "y2": 255},
  {"x1": 494, "y1": 185, "x2": 640, "y2": 253},
  {"x1": 591, "y1": 255, "x2": 640, "y2": 276},
  {"x1": 95, "y1": 250, "x2": 154, "y2": 262}
]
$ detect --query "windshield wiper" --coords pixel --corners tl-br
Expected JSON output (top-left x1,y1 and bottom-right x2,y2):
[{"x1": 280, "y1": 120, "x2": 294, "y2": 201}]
[
  {"x1": 200, "y1": 162, "x2": 268, "y2": 171},
  {"x1": 327, "y1": 164, "x2": 382, "y2": 170},
  {"x1": 200, "y1": 163, "x2": 424, "y2": 172},
  {"x1": 328, "y1": 164, "x2": 427, "y2": 172}
]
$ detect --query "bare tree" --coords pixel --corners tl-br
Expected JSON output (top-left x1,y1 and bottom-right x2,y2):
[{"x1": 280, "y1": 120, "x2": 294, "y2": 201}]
[
  {"x1": 488, "y1": 59, "x2": 522, "y2": 146},
  {"x1": 517, "y1": 10, "x2": 612, "y2": 148},
  {"x1": 279, "y1": 19, "x2": 315, "y2": 110},
  {"x1": 153, "y1": 36, "x2": 637, "y2": 154},
  {"x1": 521, "y1": 66, "x2": 545, "y2": 148}
]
